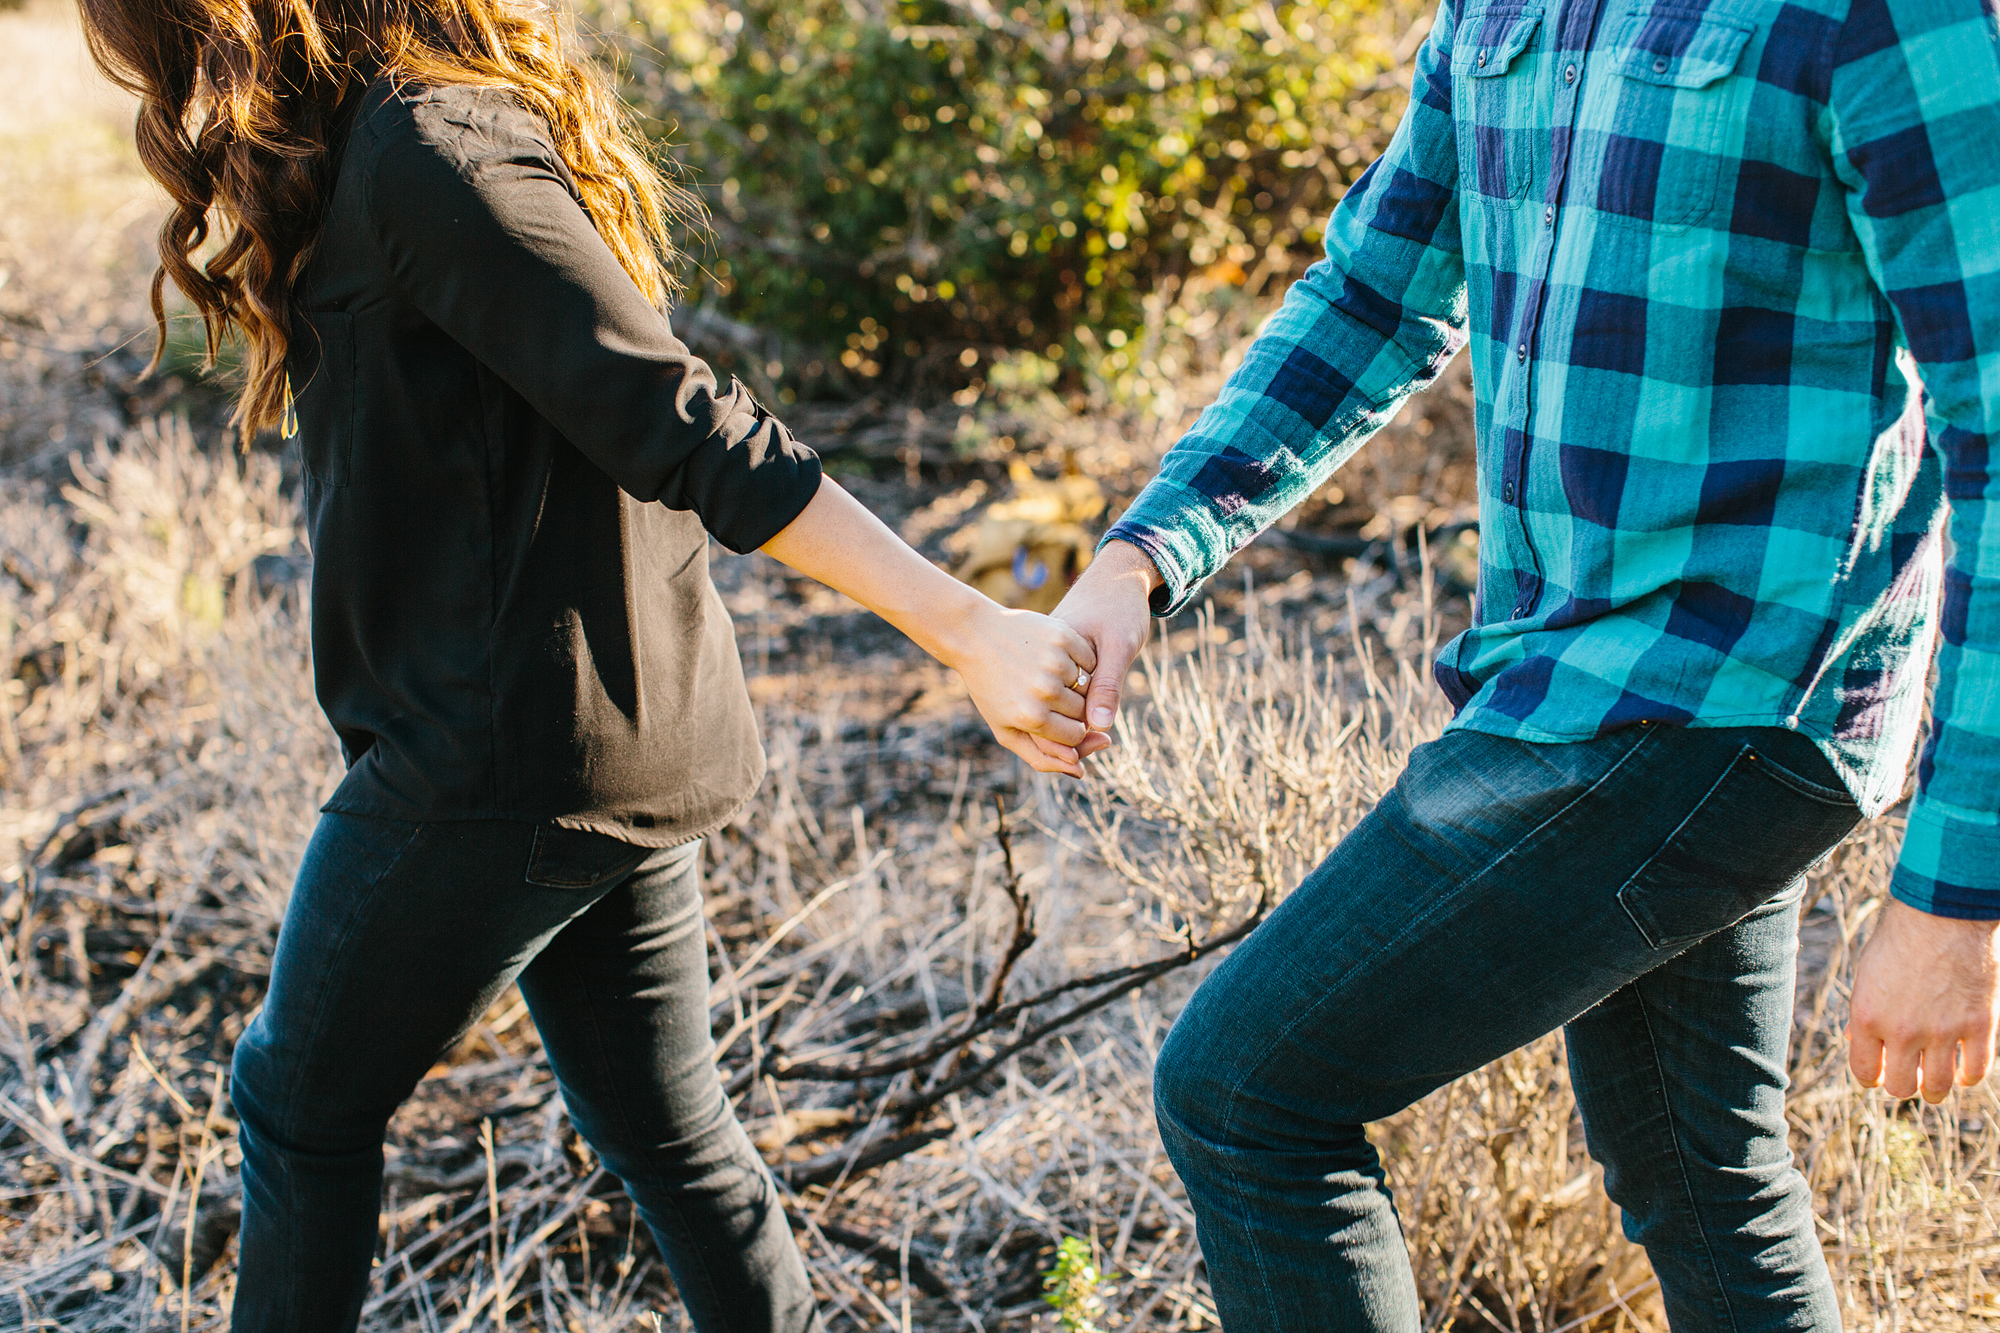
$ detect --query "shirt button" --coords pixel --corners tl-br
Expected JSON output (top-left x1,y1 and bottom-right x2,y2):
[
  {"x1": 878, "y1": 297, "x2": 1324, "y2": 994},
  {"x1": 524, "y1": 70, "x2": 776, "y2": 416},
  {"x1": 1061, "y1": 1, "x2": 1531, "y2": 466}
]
[
  {"x1": 1565, "y1": 63, "x2": 1578, "y2": 83},
  {"x1": 1512, "y1": 604, "x2": 1528, "y2": 619},
  {"x1": 1544, "y1": 205, "x2": 1555, "y2": 226},
  {"x1": 1478, "y1": 49, "x2": 1488, "y2": 65},
  {"x1": 1503, "y1": 481, "x2": 1516, "y2": 502},
  {"x1": 1516, "y1": 342, "x2": 1528, "y2": 363},
  {"x1": 1653, "y1": 57, "x2": 1669, "y2": 73}
]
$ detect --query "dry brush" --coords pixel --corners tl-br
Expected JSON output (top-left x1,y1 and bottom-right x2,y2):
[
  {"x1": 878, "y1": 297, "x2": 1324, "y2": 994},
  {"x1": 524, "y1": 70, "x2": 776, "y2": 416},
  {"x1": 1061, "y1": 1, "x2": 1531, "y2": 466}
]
[{"x1": 0, "y1": 423, "x2": 1992, "y2": 1330}]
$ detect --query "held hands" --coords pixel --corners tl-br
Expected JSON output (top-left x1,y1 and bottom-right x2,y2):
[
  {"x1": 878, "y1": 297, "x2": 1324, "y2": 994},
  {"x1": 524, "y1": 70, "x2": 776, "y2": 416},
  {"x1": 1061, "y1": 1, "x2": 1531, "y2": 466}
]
[
  {"x1": 938, "y1": 600, "x2": 1100, "y2": 778},
  {"x1": 756, "y1": 477, "x2": 1099, "y2": 777},
  {"x1": 1848, "y1": 898, "x2": 2000, "y2": 1100},
  {"x1": 1040, "y1": 539, "x2": 1163, "y2": 764}
]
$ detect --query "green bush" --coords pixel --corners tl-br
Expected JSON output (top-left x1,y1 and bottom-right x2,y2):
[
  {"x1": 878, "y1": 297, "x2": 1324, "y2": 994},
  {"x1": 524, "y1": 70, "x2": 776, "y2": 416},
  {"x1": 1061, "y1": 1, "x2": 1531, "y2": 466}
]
[{"x1": 592, "y1": 0, "x2": 1425, "y2": 397}]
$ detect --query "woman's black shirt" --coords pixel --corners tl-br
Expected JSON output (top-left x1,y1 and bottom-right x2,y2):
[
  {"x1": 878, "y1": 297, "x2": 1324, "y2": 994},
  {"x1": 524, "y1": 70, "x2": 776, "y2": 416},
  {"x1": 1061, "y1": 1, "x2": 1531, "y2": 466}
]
[{"x1": 286, "y1": 78, "x2": 821, "y2": 846}]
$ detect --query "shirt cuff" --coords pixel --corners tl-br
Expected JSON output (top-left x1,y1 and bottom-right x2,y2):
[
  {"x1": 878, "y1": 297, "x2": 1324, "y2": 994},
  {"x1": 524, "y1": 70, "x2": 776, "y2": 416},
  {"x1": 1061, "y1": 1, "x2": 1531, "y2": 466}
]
[
  {"x1": 1890, "y1": 794, "x2": 2000, "y2": 920},
  {"x1": 713, "y1": 448, "x2": 823, "y2": 555},
  {"x1": 1100, "y1": 478, "x2": 1233, "y2": 618}
]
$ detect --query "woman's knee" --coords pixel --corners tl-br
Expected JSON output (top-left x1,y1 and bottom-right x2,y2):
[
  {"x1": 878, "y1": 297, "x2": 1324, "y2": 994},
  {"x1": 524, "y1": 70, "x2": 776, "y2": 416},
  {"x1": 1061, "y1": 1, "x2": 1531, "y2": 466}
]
[
  {"x1": 229, "y1": 1015, "x2": 289, "y2": 1146},
  {"x1": 229, "y1": 1012, "x2": 398, "y2": 1158}
]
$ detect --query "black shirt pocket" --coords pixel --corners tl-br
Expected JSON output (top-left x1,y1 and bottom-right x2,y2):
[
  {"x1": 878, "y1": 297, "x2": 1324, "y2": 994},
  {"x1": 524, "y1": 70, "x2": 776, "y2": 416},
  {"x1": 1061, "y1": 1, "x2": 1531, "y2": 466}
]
[
  {"x1": 1597, "y1": 3, "x2": 1755, "y2": 229},
  {"x1": 294, "y1": 311, "x2": 356, "y2": 489},
  {"x1": 1616, "y1": 741, "x2": 1859, "y2": 953},
  {"x1": 1457, "y1": 4, "x2": 1548, "y2": 202}
]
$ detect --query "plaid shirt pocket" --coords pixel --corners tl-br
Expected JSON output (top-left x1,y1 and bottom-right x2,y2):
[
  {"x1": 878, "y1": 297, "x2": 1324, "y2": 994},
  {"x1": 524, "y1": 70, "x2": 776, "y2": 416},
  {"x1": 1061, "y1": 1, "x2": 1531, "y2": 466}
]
[
  {"x1": 1598, "y1": 3, "x2": 1756, "y2": 228},
  {"x1": 1457, "y1": 4, "x2": 1549, "y2": 201}
]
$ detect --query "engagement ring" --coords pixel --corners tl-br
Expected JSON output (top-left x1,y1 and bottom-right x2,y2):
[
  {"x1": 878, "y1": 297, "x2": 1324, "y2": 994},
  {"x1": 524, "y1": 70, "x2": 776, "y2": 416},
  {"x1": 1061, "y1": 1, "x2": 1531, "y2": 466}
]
[{"x1": 1073, "y1": 667, "x2": 1090, "y2": 693}]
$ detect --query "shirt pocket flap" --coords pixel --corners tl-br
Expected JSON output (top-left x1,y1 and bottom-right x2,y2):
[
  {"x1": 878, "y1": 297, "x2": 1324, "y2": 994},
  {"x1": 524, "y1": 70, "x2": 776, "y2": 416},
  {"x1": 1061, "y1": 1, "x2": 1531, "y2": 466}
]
[
  {"x1": 1464, "y1": 6, "x2": 1545, "y2": 77},
  {"x1": 1614, "y1": 8, "x2": 1753, "y2": 88}
]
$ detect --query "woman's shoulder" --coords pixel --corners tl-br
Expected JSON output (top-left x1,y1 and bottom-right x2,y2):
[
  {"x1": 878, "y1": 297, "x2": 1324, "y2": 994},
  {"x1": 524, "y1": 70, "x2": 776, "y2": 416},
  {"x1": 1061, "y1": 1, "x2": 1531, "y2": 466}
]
[{"x1": 354, "y1": 76, "x2": 560, "y2": 175}]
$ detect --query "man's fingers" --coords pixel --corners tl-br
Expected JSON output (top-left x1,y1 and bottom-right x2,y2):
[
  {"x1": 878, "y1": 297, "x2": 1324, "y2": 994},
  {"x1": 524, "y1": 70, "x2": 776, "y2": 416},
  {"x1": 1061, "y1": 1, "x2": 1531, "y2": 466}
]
[
  {"x1": 1921, "y1": 1041, "x2": 1960, "y2": 1103},
  {"x1": 1847, "y1": 1026, "x2": 1885, "y2": 1089},
  {"x1": 1881, "y1": 1038, "x2": 1923, "y2": 1100},
  {"x1": 1077, "y1": 730, "x2": 1113, "y2": 760},
  {"x1": 1962, "y1": 1029, "x2": 1995, "y2": 1086},
  {"x1": 1086, "y1": 676, "x2": 1121, "y2": 733},
  {"x1": 1083, "y1": 641, "x2": 1136, "y2": 732}
]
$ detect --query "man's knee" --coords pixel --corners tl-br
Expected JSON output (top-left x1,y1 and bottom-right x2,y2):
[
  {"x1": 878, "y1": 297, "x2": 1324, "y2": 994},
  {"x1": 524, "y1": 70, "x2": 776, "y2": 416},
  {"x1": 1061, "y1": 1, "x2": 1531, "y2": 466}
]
[
  {"x1": 1153, "y1": 1003, "x2": 1239, "y2": 1154},
  {"x1": 229, "y1": 1017, "x2": 289, "y2": 1148}
]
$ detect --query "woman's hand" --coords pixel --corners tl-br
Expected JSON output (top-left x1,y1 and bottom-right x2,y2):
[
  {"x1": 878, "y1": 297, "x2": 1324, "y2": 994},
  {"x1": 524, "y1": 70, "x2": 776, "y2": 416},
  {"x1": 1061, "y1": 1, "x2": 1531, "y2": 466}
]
[
  {"x1": 935, "y1": 603, "x2": 1097, "y2": 778},
  {"x1": 759, "y1": 476, "x2": 1096, "y2": 776}
]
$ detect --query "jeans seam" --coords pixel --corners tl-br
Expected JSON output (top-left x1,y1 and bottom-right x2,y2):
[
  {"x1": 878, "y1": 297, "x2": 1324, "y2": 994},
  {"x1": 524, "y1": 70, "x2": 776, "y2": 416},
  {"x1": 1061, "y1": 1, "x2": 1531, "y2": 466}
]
[
  {"x1": 1630, "y1": 982, "x2": 1744, "y2": 1333},
  {"x1": 270, "y1": 818, "x2": 425, "y2": 1316},
  {"x1": 1206, "y1": 726, "x2": 1661, "y2": 1314},
  {"x1": 556, "y1": 911, "x2": 738, "y2": 1328}
]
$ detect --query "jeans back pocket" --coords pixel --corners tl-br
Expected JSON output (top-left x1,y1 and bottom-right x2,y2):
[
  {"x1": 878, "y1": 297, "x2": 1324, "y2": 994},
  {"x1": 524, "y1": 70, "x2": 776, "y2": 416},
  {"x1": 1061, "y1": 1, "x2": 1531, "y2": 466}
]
[
  {"x1": 524, "y1": 823, "x2": 653, "y2": 890},
  {"x1": 1616, "y1": 741, "x2": 1859, "y2": 952},
  {"x1": 294, "y1": 311, "x2": 356, "y2": 489},
  {"x1": 1596, "y1": 3, "x2": 1755, "y2": 228}
]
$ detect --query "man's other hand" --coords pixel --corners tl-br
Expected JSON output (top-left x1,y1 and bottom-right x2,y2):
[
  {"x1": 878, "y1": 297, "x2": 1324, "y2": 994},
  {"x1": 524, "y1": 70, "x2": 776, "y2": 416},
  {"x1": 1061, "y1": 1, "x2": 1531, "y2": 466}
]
[
  {"x1": 1039, "y1": 539, "x2": 1162, "y2": 764},
  {"x1": 1848, "y1": 897, "x2": 2000, "y2": 1101}
]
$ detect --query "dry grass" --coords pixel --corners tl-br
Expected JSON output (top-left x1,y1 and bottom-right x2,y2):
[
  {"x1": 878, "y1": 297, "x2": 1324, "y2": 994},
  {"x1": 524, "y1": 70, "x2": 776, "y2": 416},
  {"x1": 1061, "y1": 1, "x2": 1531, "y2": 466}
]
[
  {"x1": 0, "y1": 0, "x2": 179, "y2": 471},
  {"x1": 0, "y1": 421, "x2": 1993, "y2": 1332},
  {"x1": 2, "y1": 5, "x2": 1995, "y2": 1327}
]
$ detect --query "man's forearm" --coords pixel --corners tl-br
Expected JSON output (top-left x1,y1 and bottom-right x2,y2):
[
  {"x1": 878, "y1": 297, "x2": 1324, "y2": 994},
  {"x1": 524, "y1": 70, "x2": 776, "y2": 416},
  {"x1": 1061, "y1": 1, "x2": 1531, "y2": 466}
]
[{"x1": 1092, "y1": 537, "x2": 1165, "y2": 594}]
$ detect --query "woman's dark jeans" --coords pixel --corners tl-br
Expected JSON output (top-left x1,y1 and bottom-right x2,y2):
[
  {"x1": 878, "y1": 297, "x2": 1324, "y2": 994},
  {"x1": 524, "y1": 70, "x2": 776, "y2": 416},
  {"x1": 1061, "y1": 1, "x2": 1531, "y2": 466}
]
[
  {"x1": 229, "y1": 815, "x2": 818, "y2": 1333},
  {"x1": 1154, "y1": 723, "x2": 1863, "y2": 1332}
]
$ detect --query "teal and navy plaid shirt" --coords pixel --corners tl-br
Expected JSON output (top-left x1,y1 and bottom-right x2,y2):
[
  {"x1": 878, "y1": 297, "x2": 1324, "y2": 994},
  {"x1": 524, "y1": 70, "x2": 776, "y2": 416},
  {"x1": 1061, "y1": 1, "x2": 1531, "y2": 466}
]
[{"x1": 1107, "y1": 0, "x2": 2000, "y2": 917}]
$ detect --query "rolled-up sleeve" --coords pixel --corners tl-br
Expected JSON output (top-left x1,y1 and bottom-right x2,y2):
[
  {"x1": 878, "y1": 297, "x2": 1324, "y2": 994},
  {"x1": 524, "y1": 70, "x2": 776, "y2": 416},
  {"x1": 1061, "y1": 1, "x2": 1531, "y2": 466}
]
[{"x1": 362, "y1": 97, "x2": 820, "y2": 553}]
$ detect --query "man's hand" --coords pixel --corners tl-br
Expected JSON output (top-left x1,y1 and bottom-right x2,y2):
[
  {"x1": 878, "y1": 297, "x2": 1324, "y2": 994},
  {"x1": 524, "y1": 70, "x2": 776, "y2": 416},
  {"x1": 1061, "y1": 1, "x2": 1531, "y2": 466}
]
[
  {"x1": 1044, "y1": 539, "x2": 1163, "y2": 761},
  {"x1": 1848, "y1": 897, "x2": 2000, "y2": 1101}
]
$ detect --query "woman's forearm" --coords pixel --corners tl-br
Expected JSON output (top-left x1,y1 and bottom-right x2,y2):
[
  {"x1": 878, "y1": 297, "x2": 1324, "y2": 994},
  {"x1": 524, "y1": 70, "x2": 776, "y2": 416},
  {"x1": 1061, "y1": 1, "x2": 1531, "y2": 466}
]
[
  {"x1": 759, "y1": 476, "x2": 1096, "y2": 775},
  {"x1": 758, "y1": 476, "x2": 989, "y2": 664}
]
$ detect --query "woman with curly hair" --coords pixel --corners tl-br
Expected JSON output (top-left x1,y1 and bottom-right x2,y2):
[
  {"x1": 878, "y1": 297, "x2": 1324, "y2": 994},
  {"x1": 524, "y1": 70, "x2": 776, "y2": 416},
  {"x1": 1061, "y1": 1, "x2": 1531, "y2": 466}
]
[{"x1": 78, "y1": 0, "x2": 1097, "y2": 1326}]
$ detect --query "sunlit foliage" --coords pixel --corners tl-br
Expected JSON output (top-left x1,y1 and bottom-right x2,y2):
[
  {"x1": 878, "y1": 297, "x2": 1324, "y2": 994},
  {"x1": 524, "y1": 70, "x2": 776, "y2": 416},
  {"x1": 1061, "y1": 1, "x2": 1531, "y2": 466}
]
[{"x1": 593, "y1": 0, "x2": 1427, "y2": 393}]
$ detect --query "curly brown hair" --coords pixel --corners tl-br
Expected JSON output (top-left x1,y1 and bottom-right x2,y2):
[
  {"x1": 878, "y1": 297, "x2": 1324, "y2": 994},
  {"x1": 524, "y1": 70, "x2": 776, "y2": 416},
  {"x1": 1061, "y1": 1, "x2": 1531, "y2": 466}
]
[{"x1": 80, "y1": 0, "x2": 695, "y2": 439}]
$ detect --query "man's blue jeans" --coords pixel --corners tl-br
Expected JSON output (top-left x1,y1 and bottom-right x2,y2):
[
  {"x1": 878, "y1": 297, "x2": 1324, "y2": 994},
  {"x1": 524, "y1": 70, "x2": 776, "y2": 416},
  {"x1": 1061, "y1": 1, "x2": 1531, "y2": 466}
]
[{"x1": 1154, "y1": 723, "x2": 1862, "y2": 1332}]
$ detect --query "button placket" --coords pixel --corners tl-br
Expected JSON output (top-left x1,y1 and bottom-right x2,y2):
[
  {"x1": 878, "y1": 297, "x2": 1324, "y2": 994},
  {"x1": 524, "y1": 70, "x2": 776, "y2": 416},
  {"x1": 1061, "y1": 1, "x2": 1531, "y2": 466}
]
[{"x1": 1504, "y1": 0, "x2": 1607, "y2": 628}]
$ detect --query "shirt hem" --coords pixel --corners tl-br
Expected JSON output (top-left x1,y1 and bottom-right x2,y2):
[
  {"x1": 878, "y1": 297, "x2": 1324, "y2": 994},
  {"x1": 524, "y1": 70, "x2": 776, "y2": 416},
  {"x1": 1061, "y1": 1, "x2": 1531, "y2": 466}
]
[
  {"x1": 318, "y1": 797, "x2": 751, "y2": 850},
  {"x1": 1441, "y1": 707, "x2": 1882, "y2": 812}
]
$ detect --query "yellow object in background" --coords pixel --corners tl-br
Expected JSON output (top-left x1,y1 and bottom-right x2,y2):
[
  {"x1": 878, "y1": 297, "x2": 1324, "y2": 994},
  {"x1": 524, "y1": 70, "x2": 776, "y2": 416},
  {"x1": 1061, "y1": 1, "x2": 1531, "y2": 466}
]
[{"x1": 950, "y1": 463, "x2": 1105, "y2": 613}]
